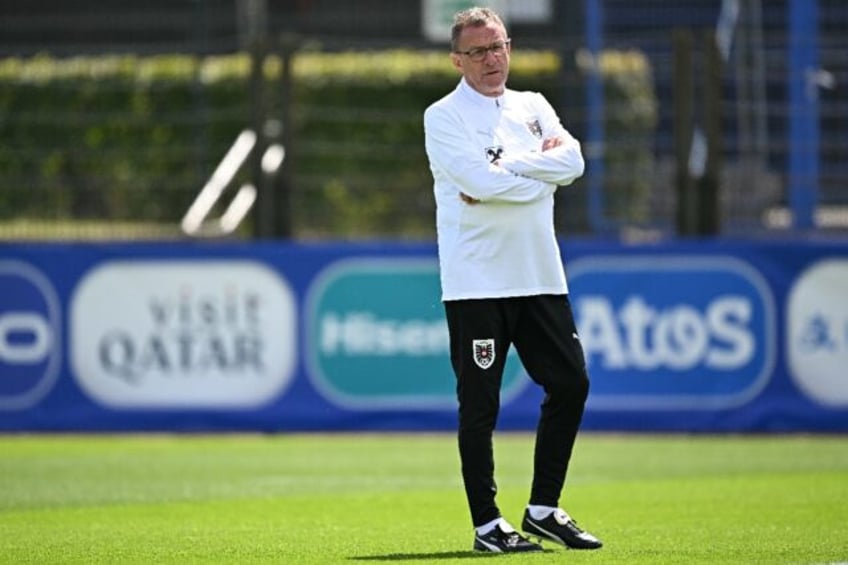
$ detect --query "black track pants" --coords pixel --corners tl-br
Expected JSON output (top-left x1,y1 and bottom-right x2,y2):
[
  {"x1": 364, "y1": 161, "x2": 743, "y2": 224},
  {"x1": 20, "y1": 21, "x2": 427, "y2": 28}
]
[{"x1": 444, "y1": 294, "x2": 590, "y2": 527}]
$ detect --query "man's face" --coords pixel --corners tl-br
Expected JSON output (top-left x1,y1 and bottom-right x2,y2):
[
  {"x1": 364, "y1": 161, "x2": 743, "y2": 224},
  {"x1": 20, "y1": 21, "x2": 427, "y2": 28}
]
[{"x1": 451, "y1": 22, "x2": 510, "y2": 97}]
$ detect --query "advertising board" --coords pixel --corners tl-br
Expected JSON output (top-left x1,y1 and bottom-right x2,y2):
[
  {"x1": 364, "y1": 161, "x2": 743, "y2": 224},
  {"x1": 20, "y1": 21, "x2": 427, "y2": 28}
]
[{"x1": 0, "y1": 240, "x2": 846, "y2": 432}]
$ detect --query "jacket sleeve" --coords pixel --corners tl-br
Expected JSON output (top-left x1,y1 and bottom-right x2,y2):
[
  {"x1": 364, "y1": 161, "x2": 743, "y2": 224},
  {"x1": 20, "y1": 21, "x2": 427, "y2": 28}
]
[
  {"x1": 496, "y1": 133, "x2": 584, "y2": 186},
  {"x1": 496, "y1": 93, "x2": 585, "y2": 186},
  {"x1": 424, "y1": 104, "x2": 557, "y2": 203}
]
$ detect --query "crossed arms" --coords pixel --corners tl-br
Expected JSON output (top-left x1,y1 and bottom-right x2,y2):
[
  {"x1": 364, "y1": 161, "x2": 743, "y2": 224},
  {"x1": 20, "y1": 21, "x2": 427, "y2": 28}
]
[{"x1": 424, "y1": 101, "x2": 585, "y2": 205}]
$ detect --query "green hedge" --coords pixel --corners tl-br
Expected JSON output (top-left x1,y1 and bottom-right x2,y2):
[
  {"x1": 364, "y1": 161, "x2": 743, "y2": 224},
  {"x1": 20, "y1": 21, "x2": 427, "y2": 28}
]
[{"x1": 0, "y1": 49, "x2": 656, "y2": 239}]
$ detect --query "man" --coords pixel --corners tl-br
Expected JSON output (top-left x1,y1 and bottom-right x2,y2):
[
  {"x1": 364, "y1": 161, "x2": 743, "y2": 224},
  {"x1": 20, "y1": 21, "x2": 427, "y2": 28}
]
[{"x1": 423, "y1": 7, "x2": 603, "y2": 554}]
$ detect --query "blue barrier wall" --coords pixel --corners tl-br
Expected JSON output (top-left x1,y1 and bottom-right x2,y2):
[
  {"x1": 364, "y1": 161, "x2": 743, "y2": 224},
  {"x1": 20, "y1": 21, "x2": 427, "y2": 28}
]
[{"x1": 1, "y1": 239, "x2": 847, "y2": 433}]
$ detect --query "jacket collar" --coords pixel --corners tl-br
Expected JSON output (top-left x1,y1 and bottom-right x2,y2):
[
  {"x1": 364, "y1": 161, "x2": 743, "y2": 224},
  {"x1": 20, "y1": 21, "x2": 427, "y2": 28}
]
[{"x1": 458, "y1": 78, "x2": 505, "y2": 109}]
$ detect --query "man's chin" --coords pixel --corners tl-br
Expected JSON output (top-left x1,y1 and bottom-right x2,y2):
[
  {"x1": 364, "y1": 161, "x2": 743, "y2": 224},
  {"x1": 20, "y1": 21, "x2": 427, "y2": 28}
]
[
  {"x1": 484, "y1": 76, "x2": 506, "y2": 93},
  {"x1": 481, "y1": 81, "x2": 505, "y2": 96}
]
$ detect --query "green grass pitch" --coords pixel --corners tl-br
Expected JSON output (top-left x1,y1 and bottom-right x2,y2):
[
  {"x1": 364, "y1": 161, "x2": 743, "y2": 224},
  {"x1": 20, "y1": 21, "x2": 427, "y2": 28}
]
[{"x1": 1, "y1": 433, "x2": 846, "y2": 564}]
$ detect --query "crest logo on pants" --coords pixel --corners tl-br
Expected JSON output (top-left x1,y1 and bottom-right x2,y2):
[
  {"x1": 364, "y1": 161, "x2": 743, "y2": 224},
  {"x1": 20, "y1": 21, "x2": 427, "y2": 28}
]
[{"x1": 473, "y1": 339, "x2": 495, "y2": 370}]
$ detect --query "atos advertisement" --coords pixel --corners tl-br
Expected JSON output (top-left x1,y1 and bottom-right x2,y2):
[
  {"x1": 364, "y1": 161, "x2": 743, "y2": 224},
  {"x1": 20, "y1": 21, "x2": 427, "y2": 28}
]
[
  {"x1": 567, "y1": 256, "x2": 776, "y2": 411},
  {"x1": 0, "y1": 240, "x2": 847, "y2": 432}
]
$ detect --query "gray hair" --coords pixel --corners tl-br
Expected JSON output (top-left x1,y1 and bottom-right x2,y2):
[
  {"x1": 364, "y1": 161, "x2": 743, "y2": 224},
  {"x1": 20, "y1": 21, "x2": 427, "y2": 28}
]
[{"x1": 450, "y1": 7, "x2": 507, "y2": 52}]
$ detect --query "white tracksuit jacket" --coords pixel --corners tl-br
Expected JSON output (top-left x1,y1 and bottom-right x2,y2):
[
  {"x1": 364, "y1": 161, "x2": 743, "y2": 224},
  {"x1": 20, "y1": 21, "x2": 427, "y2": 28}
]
[{"x1": 424, "y1": 78, "x2": 585, "y2": 301}]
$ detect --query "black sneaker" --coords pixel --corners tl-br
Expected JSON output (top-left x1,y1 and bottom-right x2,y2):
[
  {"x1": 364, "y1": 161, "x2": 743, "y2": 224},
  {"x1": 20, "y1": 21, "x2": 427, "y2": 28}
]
[
  {"x1": 473, "y1": 522, "x2": 543, "y2": 553},
  {"x1": 522, "y1": 508, "x2": 602, "y2": 550}
]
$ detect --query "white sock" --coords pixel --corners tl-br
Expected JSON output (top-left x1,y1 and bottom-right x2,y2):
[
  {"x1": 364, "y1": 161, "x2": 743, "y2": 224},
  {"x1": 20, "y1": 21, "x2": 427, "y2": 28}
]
[
  {"x1": 527, "y1": 505, "x2": 558, "y2": 520},
  {"x1": 476, "y1": 517, "x2": 515, "y2": 536}
]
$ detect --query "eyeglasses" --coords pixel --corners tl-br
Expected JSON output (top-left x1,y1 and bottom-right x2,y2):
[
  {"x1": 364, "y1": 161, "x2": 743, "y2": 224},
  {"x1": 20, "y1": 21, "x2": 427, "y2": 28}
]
[{"x1": 454, "y1": 39, "x2": 511, "y2": 62}]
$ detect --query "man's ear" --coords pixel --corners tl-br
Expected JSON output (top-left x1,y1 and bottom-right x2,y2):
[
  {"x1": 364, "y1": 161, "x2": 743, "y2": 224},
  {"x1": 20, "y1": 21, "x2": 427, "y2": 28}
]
[{"x1": 450, "y1": 53, "x2": 463, "y2": 73}]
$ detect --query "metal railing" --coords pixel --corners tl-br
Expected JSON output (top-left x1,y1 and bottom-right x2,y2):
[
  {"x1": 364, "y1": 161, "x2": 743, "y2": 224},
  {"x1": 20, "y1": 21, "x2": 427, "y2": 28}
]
[{"x1": 181, "y1": 129, "x2": 285, "y2": 237}]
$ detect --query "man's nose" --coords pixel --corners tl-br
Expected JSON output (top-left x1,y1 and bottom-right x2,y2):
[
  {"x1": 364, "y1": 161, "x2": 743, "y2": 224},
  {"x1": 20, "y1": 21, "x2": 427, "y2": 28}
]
[{"x1": 483, "y1": 48, "x2": 499, "y2": 63}]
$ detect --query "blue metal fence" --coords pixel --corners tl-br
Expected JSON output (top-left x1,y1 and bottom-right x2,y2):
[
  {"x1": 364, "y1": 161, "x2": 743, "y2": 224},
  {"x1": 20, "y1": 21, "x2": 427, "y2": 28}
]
[{"x1": 588, "y1": 0, "x2": 846, "y2": 234}]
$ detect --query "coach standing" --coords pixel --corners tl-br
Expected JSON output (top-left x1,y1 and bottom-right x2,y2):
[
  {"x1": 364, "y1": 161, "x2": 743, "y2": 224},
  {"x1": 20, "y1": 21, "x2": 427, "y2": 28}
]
[{"x1": 423, "y1": 6, "x2": 603, "y2": 554}]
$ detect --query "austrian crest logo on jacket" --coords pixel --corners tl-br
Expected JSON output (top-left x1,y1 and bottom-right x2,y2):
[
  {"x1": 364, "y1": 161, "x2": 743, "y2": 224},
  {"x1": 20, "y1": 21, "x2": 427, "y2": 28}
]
[
  {"x1": 485, "y1": 146, "x2": 504, "y2": 163},
  {"x1": 526, "y1": 118, "x2": 543, "y2": 139},
  {"x1": 472, "y1": 339, "x2": 496, "y2": 370}
]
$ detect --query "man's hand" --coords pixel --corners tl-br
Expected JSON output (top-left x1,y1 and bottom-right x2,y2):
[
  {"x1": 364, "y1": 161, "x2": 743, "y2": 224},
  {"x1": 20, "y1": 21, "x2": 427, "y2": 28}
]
[
  {"x1": 542, "y1": 136, "x2": 565, "y2": 152},
  {"x1": 460, "y1": 192, "x2": 480, "y2": 205}
]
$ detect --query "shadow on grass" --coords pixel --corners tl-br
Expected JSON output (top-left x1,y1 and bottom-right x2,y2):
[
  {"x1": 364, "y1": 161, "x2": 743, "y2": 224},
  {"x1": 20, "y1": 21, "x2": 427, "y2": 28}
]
[{"x1": 350, "y1": 549, "x2": 553, "y2": 561}]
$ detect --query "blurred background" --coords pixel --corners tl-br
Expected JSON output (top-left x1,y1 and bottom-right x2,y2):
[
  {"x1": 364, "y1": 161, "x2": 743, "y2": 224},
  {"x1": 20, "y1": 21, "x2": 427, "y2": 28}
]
[
  {"x1": 2, "y1": 1, "x2": 848, "y2": 434},
  {"x1": 1, "y1": 0, "x2": 845, "y2": 242}
]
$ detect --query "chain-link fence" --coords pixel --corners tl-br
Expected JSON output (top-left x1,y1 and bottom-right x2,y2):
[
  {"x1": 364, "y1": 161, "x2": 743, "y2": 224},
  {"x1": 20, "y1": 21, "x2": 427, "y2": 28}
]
[
  {"x1": 596, "y1": 0, "x2": 847, "y2": 236},
  {"x1": 0, "y1": 0, "x2": 845, "y2": 240}
]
